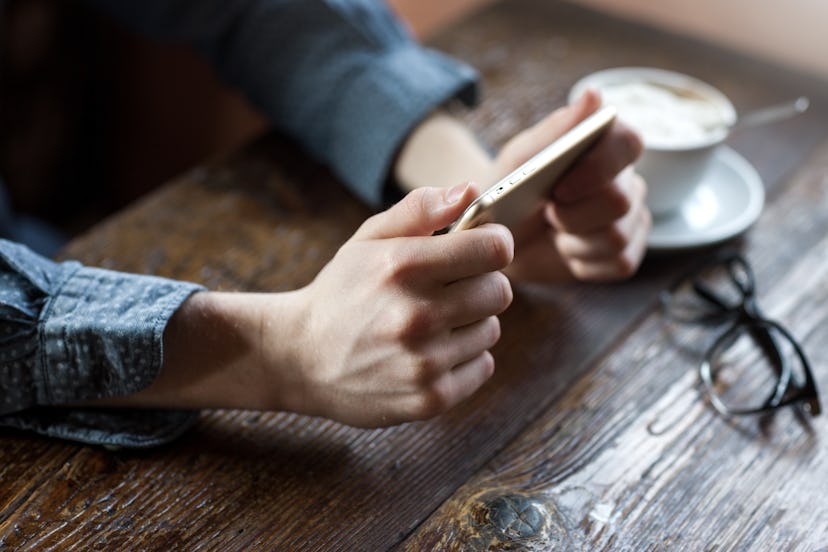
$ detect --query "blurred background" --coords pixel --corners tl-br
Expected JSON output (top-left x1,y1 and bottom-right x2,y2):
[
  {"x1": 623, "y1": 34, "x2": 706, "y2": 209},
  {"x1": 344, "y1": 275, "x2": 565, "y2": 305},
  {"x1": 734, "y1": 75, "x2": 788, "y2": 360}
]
[{"x1": 0, "y1": 0, "x2": 825, "y2": 242}]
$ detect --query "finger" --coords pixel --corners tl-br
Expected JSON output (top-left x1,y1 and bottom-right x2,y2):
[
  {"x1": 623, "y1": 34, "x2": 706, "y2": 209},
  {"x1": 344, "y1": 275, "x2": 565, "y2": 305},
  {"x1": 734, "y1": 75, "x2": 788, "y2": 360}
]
[
  {"x1": 497, "y1": 90, "x2": 602, "y2": 171},
  {"x1": 564, "y1": 207, "x2": 652, "y2": 282},
  {"x1": 549, "y1": 169, "x2": 649, "y2": 249},
  {"x1": 554, "y1": 122, "x2": 643, "y2": 203},
  {"x1": 440, "y1": 272, "x2": 513, "y2": 327},
  {"x1": 555, "y1": 187, "x2": 649, "y2": 260},
  {"x1": 404, "y1": 351, "x2": 496, "y2": 420},
  {"x1": 529, "y1": 89, "x2": 602, "y2": 150},
  {"x1": 414, "y1": 316, "x2": 502, "y2": 383},
  {"x1": 354, "y1": 182, "x2": 480, "y2": 240},
  {"x1": 509, "y1": 204, "x2": 548, "y2": 248},
  {"x1": 546, "y1": 174, "x2": 635, "y2": 234},
  {"x1": 392, "y1": 223, "x2": 514, "y2": 284},
  {"x1": 439, "y1": 350, "x2": 496, "y2": 405},
  {"x1": 398, "y1": 315, "x2": 501, "y2": 391},
  {"x1": 501, "y1": 234, "x2": 572, "y2": 284}
]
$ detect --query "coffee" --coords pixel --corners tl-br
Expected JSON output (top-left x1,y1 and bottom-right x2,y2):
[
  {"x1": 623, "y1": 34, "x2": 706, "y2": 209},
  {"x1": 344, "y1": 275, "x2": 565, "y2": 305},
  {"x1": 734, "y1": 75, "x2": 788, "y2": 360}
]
[
  {"x1": 601, "y1": 81, "x2": 728, "y2": 149},
  {"x1": 570, "y1": 68, "x2": 737, "y2": 215}
]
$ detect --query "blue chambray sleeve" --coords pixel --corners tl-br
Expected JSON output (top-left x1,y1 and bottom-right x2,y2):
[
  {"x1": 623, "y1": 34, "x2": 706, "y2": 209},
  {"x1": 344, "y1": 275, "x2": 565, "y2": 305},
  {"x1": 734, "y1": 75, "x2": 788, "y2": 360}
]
[
  {"x1": 84, "y1": 0, "x2": 480, "y2": 206},
  {"x1": 3, "y1": 1, "x2": 480, "y2": 448},
  {"x1": 0, "y1": 240, "x2": 204, "y2": 448}
]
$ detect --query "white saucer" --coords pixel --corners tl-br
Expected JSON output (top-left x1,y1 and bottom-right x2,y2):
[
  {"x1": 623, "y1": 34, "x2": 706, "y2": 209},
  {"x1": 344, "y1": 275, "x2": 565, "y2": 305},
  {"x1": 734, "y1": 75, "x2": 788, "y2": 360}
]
[{"x1": 647, "y1": 146, "x2": 764, "y2": 252}]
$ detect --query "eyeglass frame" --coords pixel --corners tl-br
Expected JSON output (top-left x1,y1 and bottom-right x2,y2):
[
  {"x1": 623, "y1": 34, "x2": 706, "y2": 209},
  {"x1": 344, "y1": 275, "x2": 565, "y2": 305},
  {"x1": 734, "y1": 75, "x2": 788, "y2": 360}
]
[{"x1": 660, "y1": 249, "x2": 821, "y2": 417}]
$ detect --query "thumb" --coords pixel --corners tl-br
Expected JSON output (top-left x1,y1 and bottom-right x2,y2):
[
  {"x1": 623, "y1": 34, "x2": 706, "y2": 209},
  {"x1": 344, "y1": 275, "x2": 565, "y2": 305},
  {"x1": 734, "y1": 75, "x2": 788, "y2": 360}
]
[
  {"x1": 495, "y1": 89, "x2": 602, "y2": 173},
  {"x1": 530, "y1": 88, "x2": 602, "y2": 146},
  {"x1": 355, "y1": 183, "x2": 480, "y2": 239}
]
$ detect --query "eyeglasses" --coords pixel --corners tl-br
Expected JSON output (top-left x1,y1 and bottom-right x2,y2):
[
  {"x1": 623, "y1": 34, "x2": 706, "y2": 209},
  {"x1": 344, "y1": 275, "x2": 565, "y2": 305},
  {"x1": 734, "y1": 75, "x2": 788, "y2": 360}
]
[{"x1": 660, "y1": 249, "x2": 821, "y2": 417}]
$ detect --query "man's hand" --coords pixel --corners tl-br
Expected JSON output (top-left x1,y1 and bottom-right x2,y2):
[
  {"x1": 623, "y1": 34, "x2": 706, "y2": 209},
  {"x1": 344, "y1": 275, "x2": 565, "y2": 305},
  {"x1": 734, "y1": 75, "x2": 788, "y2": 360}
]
[
  {"x1": 100, "y1": 185, "x2": 513, "y2": 428},
  {"x1": 498, "y1": 89, "x2": 651, "y2": 283},
  {"x1": 291, "y1": 184, "x2": 514, "y2": 426},
  {"x1": 394, "y1": 89, "x2": 651, "y2": 285}
]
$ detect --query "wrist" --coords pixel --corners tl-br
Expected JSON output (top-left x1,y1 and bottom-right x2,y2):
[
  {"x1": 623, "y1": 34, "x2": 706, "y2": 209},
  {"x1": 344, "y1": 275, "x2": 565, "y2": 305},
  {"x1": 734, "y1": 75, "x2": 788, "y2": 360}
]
[
  {"x1": 393, "y1": 109, "x2": 496, "y2": 193},
  {"x1": 253, "y1": 287, "x2": 319, "y2": 416},
  {"x1": 158, "y1": 291, "x2": 280, "y2": 410},
  {"x1": 90, "y1": 290, "x2": 313, "y2": 414}
]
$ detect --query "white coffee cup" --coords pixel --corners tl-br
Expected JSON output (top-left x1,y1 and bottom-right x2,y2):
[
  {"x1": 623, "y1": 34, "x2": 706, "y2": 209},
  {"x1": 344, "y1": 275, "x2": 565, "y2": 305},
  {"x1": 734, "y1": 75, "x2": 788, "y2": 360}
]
[{"x1": 569, "y1": 67, "x2": 737, "y2": 217}]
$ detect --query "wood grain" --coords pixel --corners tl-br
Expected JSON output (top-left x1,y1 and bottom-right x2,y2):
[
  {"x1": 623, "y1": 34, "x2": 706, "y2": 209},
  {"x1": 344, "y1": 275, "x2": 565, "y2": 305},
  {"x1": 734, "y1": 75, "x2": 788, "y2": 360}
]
[
  {"x1": 403, "y1": 141, "x2": 828, "y2": 551},
  {"x1": 2, "y1": 1, "x2": 828, "y2": 550}
]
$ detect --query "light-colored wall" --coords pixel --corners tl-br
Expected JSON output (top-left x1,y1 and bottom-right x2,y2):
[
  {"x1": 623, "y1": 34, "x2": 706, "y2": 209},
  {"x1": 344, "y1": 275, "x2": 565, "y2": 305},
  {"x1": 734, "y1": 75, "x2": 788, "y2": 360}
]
[{"x1": 569, "y1": 0, "x2": 828, "y2": 80}]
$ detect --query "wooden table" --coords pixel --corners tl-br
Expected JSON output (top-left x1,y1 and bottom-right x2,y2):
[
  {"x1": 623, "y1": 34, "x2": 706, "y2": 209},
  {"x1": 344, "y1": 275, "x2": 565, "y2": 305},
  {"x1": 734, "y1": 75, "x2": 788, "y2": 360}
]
[{"x1": 3, "y1": 1, "x2": 828, "y2": 550}]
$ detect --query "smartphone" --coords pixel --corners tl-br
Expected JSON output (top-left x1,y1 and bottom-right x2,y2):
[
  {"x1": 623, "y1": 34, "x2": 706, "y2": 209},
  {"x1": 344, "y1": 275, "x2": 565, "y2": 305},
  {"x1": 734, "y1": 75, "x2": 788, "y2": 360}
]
[{"x1": 448, "y1": 105, "x2": 617, "y2": 233}]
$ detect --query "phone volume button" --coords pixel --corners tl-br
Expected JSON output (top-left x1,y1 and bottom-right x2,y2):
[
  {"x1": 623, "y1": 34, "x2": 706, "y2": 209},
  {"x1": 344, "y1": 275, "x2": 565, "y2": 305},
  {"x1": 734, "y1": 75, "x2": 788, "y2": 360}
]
[{"x1": 522, "y1": 164, "x2": 536, "y2": 175}]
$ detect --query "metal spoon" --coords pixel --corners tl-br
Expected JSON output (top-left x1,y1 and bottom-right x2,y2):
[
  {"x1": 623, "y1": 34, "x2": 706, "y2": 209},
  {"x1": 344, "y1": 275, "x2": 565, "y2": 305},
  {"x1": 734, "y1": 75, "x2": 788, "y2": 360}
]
[{"x1": 731, "y1": 96, "x2": 810, "y2": 132}]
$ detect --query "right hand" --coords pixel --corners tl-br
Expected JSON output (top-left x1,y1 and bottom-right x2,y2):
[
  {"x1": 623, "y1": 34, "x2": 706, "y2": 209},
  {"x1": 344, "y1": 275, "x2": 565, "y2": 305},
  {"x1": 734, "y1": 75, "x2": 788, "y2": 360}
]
[
  {"x1": 495, "y1": 90, "x2": 650, "y2": 283},
  {"x1": 287, "y1": 184, "x2": 514, "y2": 427}
]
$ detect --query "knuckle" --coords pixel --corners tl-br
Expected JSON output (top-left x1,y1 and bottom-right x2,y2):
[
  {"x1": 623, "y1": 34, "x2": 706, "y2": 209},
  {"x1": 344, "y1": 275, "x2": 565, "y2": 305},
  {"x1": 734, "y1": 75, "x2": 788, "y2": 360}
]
[
  {"x1": 641, "y1": 204, "x2": 653, "y2": 232},
  {"x1": 607, "y1": 185, "x2": 633, "y2": 218},
  {"x1": 480, "y1": 226, "x2": 515, "y2": 268},
  {"x1": 410, "y1": 354, "x2": 442, "y2": 385},
  {"x1": 412, "y1": 385, "x2": 452, "y2": 419},
  {"x1": 405, "y1": 187, "x2": 431, "y2": 217},
  {"x1": 605, "y1": 223, "x2": 630, "y2": 254},
  {"x1": 381, "y1": 248, "x2": 416, "y2": 284},
  {"x1": 617, "y1": 124, "x2": 645, "y2": 161},
  {"x1": 632, "y1": 171, "x2": 648, "y2": 199},
  {"x1": 480, "y1": 350, "x2": 496, "y2": 379},
  {"x1": 489, "y1": 272, "x2": 513, "y2": 313},
  {"x1": 612, "y1": 250, "x2": 640, "y2": 279},
  {"x1": 388, "y1": 303, "x2": 436, "y2": 343},
  {"x1": 484, "y1": 316, "x2": 502, "y2": 348},
  {"x1": 568, "y1": 259, "x2": 590, "y2": 280}
]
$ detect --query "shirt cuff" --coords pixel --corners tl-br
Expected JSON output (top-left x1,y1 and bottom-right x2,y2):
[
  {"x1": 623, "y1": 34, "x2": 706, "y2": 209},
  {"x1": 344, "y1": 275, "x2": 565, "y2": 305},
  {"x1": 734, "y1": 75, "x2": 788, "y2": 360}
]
[
  {"x1": 329, "y1": 44, "x2": 479, "y2": 206},
  {"x1": 37, "y1": 265, "x2": 204, "y2": 405},
  {"x1": 0, "y1": 407, "x2": 199, "y2": 449},
  {"x1": 1, "y1": 262, "x2": 204, "y2": 449}
]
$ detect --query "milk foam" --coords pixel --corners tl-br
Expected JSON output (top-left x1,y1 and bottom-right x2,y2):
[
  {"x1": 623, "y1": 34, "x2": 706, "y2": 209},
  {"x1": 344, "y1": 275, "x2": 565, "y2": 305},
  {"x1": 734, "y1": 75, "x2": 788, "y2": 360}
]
[{"x1": 601, "y1": 81, "x2": 728, "y2": 148}]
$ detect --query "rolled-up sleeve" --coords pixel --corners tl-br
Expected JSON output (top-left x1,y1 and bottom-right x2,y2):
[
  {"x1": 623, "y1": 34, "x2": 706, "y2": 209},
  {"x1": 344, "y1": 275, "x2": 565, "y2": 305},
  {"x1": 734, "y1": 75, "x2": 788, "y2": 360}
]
[
  {"x1": 0, "y1": 239, "x2": 203, "y2": 448},
  {"x1": 84, "y1": 0, "x2": 480, "y2": 206}
]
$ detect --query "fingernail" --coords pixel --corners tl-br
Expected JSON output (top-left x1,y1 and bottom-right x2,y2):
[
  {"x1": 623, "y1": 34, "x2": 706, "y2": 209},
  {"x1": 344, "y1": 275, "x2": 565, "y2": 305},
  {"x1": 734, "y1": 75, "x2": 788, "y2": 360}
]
[{"x1": 445, "y1": 182, "x2": 470, "y2": 205}]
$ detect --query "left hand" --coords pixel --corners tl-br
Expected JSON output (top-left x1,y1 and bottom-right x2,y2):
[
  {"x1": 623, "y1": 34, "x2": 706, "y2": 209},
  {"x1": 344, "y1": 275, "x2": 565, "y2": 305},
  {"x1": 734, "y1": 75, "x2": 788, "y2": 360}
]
[{"x1": 498, "y1": 89, "x2": 652, "y2": 283}]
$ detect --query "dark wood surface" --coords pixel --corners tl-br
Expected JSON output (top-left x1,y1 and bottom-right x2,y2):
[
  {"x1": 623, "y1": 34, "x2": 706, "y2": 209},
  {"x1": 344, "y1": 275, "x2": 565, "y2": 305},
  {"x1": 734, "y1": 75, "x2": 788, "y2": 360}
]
[{"x1": 3, "y1": 1, "x2": 828, "y2": 550}]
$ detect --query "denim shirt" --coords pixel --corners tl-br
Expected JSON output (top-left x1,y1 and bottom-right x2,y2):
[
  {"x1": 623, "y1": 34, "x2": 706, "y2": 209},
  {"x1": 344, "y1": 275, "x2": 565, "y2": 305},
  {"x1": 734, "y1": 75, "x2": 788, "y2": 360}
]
[
  {"x1": 0, "y1": 0, "x2": 479, "y2": 447},
  {"x1": 0, "y1": 240, "x2": 203, "y2": 447}
]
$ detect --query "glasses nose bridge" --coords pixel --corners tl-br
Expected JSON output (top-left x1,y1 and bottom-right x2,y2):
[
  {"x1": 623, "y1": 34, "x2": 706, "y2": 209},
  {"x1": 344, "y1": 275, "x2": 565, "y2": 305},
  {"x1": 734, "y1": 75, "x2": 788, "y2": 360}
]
[
  {"x1": 726, "y1": 256, "x2": 756, "y2": 296},
  {"x1": 737, "y1": 295, "x2": 762, "y2": 321}
]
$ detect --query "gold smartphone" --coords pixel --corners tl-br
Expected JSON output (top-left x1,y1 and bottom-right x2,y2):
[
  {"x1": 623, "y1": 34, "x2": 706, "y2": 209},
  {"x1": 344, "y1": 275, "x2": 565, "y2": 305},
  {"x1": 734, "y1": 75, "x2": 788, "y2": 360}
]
[{"x1": 448, "y1": 105, "x2": 616, "y2": 233}]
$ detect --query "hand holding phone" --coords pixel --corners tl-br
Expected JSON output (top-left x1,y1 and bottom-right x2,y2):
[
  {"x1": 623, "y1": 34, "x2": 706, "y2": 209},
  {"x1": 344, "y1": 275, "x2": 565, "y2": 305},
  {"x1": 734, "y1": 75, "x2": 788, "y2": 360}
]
[{"x1": 449, "y1": 105, "x2": 617, "y2": 233}]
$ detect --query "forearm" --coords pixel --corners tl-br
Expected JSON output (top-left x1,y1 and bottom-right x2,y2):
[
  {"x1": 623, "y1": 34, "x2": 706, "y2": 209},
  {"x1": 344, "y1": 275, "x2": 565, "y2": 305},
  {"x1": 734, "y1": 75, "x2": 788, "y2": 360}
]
[
  {"x1": 90, "y1": 185, "x2": 514, "y2": 429},
  {"x1": 94, "y1": 290, "x2": 310, "y2": 414},
  {"x1": 85, "y1": 0, "x2": 479, "y2": 207},
  {"x1": 394, "y1": 110, "x2": 496, "y2": 193}
]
